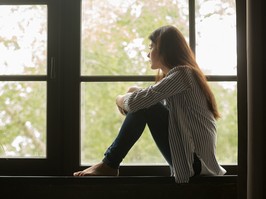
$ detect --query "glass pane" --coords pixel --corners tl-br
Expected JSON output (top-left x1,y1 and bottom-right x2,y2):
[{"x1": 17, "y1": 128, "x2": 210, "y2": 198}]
[
  {"x1": 210, "y1": 81, "x2": 237, "y2": 164},
  {"x1": 81, "y1": 0, "x2": 189, "y2": 75},
  {"x1": 0, "y1": 5, "x2": 47, "y2": 75},
  {"x1": 80, "y1": 82, "x2": 166, "y2": 165},
  {"x1": 195, "y1": 0, "x2": 236, "y2": 75},
  {"x1": 81, "y1": 81, "x2": 237, "y2": 165},
  {"x1": 0, "y1": 82, "x2": 46, "y2": 158}
]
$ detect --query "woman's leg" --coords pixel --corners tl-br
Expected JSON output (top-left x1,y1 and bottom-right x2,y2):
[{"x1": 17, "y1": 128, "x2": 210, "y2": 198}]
[
  {"x1": 74, "y1": 103, "x2": 171, "y2": 176},
  {"x1": 143, "y1": 103, "x2": 172, "y2": 166},
  {"x1": 102, "y1": 110, "x2": 147, "y2": 169},
  {"x1": 103, "y1": 103, "x2": 172, "y2": 169}
]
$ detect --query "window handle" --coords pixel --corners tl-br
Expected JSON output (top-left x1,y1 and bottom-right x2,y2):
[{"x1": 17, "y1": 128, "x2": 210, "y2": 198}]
[{"x1": 50, "y1": 57, "x2": 56, "y2": 79}]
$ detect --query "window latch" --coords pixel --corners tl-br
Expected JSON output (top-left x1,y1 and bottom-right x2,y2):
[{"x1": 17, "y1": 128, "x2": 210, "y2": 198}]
[{"x1": 50, "y1": 57, "x2": 56, "y2": 79}]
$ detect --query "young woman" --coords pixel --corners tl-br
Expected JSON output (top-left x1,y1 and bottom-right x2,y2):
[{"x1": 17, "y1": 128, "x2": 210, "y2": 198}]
[{"x1": 73, "y1": 25, "x2": 226, "y2": 183}]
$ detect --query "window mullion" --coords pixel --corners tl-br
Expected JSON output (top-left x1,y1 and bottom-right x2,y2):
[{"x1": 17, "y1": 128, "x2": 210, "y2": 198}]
[{"x1": 189, "y1": 0, "x2": 196, "y2": 54}]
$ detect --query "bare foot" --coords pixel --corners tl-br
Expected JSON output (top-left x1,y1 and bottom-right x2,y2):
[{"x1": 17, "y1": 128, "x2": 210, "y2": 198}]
[{"x1": 73, "y1": 162, "x2": 119, "y2": 176}]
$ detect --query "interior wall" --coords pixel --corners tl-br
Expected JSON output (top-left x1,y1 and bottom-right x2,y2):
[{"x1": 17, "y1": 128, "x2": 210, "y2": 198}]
[
  {"x1": 247, "y1": 0, "x2": 266, "y2": 198},
  {"x1": 236, "y1": 0, "x2": 247, "y2": 198}
]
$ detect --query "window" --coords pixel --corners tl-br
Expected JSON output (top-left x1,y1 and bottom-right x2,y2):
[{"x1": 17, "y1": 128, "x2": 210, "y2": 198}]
[
  {"x1": 0, "y1": 5, "x2": 47, "y2": 158},
  {"x1": 0, "y1": 1, "x2": 61, "y2": 175},
  {"x1": 195, "y1": 0, "x2": 237, "y2": 164},
  {"x1": 0, "y1": 0, "x2": 240, "y2": 175},
  {"x1": 80, "y1": 0, "x2": 237, "y2": 168},
  {"x1": 80, "y1": 0, "x2": 190, "y2": 166}
]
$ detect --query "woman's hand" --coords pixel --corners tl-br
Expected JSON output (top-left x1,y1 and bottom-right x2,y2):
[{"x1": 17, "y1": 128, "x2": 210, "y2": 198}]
[
  {"x1": 127, "y1": 85, "x2": 141, "y2": 93},
  {"x1": 116, "y1": 86, "x2": 141, "y2": 116},
  {"x1": 116, "y1": 95, "x2": 124, "y2": 109}
]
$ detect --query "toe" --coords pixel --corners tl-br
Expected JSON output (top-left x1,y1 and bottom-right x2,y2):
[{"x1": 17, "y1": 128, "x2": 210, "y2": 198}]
[{"x1": 73, "y1": 171, "x2": 81, "y2": 176}]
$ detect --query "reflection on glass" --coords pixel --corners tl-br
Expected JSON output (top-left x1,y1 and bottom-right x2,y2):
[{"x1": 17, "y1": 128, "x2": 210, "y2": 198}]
[
  {"x1": 81, "y1": 0, "x2": 189, "y2": 75},
  {"x1": 195, "y1": 0, "x2": 236, "y2": 75},
  {"x1": 0, "y1": 5, "x2": 47, "y2": 75},
  {"x1": 80, "y1": 81, "x2": 237, "y2": 165},
  {"x1": 0, "y1": 82, "x2": 47, "y2": 158}
]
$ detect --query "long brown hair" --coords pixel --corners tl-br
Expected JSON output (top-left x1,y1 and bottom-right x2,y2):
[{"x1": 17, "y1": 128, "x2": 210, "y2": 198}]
[{"x1": 149, "y1": 25, "x2": 220, "y2": 119}]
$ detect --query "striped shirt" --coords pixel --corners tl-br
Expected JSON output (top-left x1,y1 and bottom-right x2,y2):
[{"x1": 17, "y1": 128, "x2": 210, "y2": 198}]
[{"x1": 123, "y1": 65, "x2": 226, "y2": 183}]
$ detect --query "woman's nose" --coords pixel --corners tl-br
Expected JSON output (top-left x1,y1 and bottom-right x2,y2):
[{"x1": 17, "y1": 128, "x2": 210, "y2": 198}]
[{"x1": 147, "y1": 52, "x2": 150, "y2": 58}]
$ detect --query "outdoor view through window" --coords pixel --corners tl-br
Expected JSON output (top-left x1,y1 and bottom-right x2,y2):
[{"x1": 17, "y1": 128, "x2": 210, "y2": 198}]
[
  {"x1": 0, "y1": 5, "x2": 47, "y2": 158},
  {"x1": 80, "y1": 0, "x2": 237, "y2": 165}
]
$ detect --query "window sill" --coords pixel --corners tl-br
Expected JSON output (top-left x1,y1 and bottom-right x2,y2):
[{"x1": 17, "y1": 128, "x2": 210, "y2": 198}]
[{"x1": 0, "y1": 175, "x2": 237, "y2": 199}]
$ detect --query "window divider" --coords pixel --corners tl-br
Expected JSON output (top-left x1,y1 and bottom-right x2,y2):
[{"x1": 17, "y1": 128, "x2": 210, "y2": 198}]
[{"x1": 80, "y1": 75, "x2": 237, "y2": 82}]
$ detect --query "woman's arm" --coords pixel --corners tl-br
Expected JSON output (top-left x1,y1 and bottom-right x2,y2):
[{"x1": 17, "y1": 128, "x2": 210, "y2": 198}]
[{"x1": 123, "y1": 67, "x2": 193, "y2": 113}]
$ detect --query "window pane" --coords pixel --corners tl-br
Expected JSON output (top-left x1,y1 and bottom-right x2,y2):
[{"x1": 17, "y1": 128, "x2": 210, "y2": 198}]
[
  {"x1": 81, "y1": 0, "x2": 189, "y2": 75},
  {"x1": 210, "y1": 81, "x2": 237, "y2": 164},
  {"x1": 81, "y1": 81, "x2": 237, "y2": 165},
  {"x1": 0, "y1": 5, "x2": 47, "y2": 75},
  {"x1": 0, "y1": 82, "x2": 46, "y2": 158},
  {"x1": 195, "y1": 0, "x2": 236, "y2": 75},
  {"x1": 80, "y1": 82, "x2": 166, "y2": 165}
]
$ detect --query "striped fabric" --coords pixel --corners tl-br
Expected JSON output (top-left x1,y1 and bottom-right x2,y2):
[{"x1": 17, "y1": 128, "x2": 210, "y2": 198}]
[{"x1": 123, "y1": 65, "x2": 226, "y2": 183}]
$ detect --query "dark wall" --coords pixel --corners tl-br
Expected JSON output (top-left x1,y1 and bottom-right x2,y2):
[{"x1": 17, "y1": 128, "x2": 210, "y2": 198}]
[{"x1": 247, "y1": 0, "x2": 266, "y2": 199}]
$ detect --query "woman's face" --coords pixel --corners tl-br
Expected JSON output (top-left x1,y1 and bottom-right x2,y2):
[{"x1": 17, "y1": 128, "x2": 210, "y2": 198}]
[
  {"x1": 147, "y1": 42, "x2": 162, "y2": 70},
  {"x1": 147, "y1": 42, "x2": 169, "y2": 74}
]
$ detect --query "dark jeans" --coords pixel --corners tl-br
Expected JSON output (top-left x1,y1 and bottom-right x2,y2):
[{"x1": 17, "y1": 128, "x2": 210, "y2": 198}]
[{"x1": 102, "y1": 103, "x2": 201, "y2": 176}]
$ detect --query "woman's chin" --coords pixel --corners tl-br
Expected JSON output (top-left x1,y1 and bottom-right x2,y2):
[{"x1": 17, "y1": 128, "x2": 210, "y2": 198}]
[{"x1": 150, "y1": 65, "x2": 158, "y2": 70}]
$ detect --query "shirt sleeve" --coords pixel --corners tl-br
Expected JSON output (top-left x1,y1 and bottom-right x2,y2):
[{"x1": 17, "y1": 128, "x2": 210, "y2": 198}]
[{"x1": 124, "y1": 66, "x2": 193, "y2": 112}]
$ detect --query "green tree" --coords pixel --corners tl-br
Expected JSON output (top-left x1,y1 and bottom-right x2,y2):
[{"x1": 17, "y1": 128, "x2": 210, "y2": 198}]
[{"x1": 0, "y1": 5, "x2": 47, "y2": 157}]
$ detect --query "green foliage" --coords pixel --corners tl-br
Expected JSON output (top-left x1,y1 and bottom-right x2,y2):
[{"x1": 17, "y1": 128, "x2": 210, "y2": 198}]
[
  {"x1": 81, "y1": 0, "x2": 187, "y2": 76},
  {"x1": 0, "y1": 5, "x2": 47, "y2": 157},
  {"x1": 211, "y1": 82, "x2": 238, "y2": 164},
  {"x1": 0, "y1": 82, "x2": 46, "y2": 157}
]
